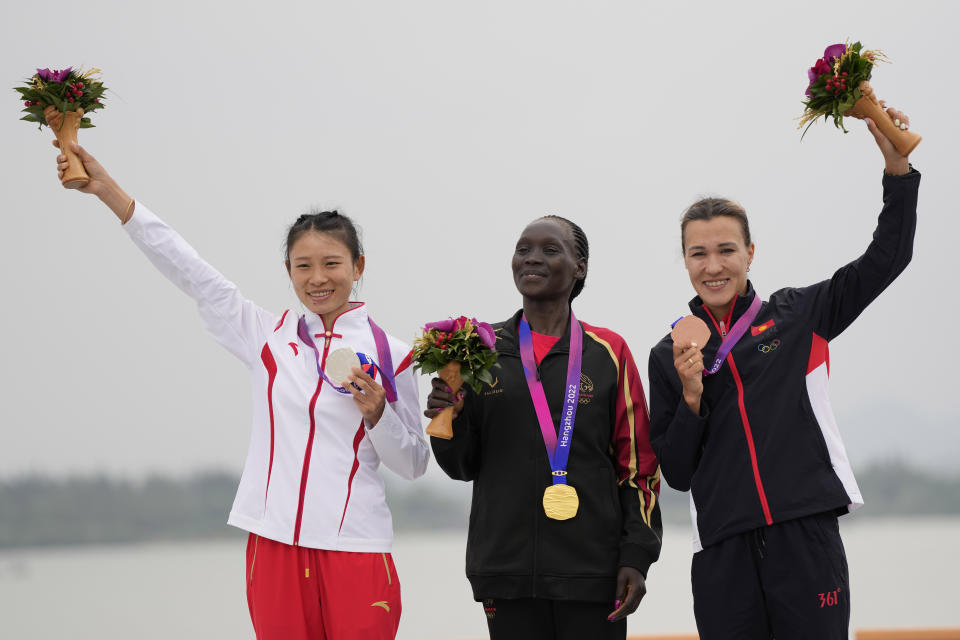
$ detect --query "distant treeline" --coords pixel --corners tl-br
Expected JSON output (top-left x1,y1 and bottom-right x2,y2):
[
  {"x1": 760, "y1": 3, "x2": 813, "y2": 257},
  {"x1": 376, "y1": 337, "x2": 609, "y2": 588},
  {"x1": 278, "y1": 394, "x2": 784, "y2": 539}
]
[{"x1": 0, "y1": 462, "x2": 958, "y2": 549}]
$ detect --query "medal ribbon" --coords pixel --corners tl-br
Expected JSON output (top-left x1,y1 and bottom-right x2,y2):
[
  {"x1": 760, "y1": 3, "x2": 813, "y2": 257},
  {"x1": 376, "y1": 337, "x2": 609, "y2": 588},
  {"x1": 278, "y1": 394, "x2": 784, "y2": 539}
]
[
  {"x1": 518, "y1": 311, "x2": 582, "y2": 486},
  {"x1": 702, "y1": 294, "x2": 762, "y2": 376},
  {"x1": 296, "y1": 316, "x2": 397, "y2": 400}
]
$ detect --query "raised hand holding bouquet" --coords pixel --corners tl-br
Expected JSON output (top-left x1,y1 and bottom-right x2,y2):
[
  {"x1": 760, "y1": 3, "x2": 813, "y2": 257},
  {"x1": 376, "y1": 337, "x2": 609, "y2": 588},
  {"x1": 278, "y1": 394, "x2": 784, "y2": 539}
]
[
  {"x1": 799, "y1": 42, "x2": 921, "y2": 155},
  {"x1": 15, "y1": 67, "x2": 107, "y2": 188},
  {"x1": 413, "y1": 316, "x2": 498, "y2": 439}
]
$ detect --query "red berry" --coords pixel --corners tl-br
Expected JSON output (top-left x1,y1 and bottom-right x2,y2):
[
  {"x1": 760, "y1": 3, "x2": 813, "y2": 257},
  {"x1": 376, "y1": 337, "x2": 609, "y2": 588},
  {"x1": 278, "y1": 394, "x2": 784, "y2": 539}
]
[
  {"x1": 77, "y1": 83, "x2": 84, "y2": 88},
  {"x1": 67, "y1": 97, "x2": 74, "y2": 102},
  {"x1": 841, "y1": 72, "x2": 848, "y2": 77}
]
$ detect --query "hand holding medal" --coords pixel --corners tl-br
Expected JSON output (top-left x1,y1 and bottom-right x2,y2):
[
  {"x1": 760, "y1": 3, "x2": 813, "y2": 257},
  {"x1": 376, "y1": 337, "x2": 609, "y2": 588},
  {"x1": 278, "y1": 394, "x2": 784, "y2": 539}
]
[
  {"x1": 297, "y1": 317, "x2": 397, "y2": 425},
  {"x1": 414, "y1": 316, "x2": 499, "y2": 439}
]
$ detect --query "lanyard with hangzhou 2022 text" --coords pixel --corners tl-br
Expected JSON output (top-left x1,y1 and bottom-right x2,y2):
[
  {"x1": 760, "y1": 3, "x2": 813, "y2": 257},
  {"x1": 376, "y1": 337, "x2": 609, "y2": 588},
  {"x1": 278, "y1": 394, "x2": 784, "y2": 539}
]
[{"x1": 518, "y1": 310, "x2": 583, "y2": 521}]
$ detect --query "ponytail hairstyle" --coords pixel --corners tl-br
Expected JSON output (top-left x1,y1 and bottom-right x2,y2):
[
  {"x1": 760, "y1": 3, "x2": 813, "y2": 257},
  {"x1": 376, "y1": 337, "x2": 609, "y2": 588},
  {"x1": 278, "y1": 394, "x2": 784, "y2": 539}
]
[
  {"x1": 680, "y1": 198, "x2": 751, "y2": 253},
  {"x1": 284, "y1": 209, "x2": 364, "y2": 270},
  {"x1": 539, "y1": 215, "x2": 589, "y2": 302}
]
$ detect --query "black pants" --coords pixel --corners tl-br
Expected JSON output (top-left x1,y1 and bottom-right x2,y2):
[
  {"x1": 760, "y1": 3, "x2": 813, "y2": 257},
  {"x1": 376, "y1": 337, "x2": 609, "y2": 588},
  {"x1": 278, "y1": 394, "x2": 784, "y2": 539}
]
[
  {"x1": 482, "y1": 597, "x2": 626, "y2": 640},
  {"x1": 692, "y1": 511, "x2": 850, "y2": 640}
]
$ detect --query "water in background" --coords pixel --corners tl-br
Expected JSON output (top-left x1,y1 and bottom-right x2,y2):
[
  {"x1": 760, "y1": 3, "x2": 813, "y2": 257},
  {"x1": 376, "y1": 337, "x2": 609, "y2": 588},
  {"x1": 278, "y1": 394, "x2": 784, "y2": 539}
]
[{"x1": 1, "y1": 518, "x2": 958, "y2": 639}]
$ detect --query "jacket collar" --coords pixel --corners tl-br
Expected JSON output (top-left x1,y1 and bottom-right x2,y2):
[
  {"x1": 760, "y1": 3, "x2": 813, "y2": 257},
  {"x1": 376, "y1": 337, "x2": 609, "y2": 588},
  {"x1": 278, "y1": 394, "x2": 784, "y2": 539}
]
[
  {"x1": 496, "y1": 307, "x2": 583, "y2": 357},
  {"x1": 688, "y1": 280, "x2": 758, "y2": 327},
  {"x1": 303, "y1": 301, "x2": 367, "y2": 337}
]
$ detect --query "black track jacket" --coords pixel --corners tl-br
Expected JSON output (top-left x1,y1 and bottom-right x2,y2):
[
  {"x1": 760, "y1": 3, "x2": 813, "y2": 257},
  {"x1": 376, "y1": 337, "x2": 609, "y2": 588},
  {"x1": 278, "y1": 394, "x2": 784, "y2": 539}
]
[
  {"x1": 432, "y1": 310, "x2": 662, "y2": 602},
  {"x1": 649, "y1": 169, "x2": 919, "y2": 551}
]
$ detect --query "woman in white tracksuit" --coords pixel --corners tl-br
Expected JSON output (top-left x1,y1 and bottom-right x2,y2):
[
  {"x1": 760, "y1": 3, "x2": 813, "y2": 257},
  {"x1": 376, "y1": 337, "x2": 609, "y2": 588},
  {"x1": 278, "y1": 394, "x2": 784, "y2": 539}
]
[{"x1": 54, "y1": 141, "x2": 429, "y2": 640}]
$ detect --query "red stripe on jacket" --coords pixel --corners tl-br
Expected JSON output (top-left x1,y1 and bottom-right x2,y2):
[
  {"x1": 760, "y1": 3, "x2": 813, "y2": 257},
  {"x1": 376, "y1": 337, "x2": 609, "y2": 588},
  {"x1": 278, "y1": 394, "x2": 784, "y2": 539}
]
[
  {"x1": 807, "y1": 332, "x2": 830, "y2": 376},
  {"x1": 260, "y1": 344, "x2": 278, "y2": 509},
  {"x1": 339, "y1": 420, "x2": 367, "y2": 533},
  {"x1": 583, "y1": 325, "x2": 660, "y2": 525}
]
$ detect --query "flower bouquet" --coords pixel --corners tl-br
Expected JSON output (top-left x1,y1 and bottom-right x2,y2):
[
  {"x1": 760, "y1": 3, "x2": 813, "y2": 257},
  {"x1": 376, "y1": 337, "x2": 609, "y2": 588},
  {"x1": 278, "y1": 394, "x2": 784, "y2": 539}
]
[
  {"x1": 413, "y1": 316, "x2": 499, "y2": 439},
  {"x1": 798, "y1": 42, "x2": 920, "y2": 156},
  {"x1": 15, "y1": 67, "x2": 107, "y2": 188}
]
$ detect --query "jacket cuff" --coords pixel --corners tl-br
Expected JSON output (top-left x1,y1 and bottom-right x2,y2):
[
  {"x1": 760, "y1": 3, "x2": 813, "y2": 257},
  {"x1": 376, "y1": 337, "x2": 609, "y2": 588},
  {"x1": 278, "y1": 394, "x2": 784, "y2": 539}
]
[
  {"x1": 882, "y1": 165, "x2": 920, "y2": 180},
  {"x1": 122, "y1": 200, "x2": 158, "y2": 239},
  {"x1": 618, "y1": 543, "x2": 656, "y2": 578},
  {"x1": 677, "y1": 395, "x2": 709, "y2": 422}
]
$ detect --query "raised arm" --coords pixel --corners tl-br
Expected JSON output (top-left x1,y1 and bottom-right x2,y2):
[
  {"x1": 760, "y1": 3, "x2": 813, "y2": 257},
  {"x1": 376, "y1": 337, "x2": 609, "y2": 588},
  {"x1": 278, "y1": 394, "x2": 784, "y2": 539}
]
[
  {"x1": 54, "y1": 142, "x2": 275, "y2": 365},
  {"x1": 798, "y1": 109, "x2": 920, "y2": 340}
]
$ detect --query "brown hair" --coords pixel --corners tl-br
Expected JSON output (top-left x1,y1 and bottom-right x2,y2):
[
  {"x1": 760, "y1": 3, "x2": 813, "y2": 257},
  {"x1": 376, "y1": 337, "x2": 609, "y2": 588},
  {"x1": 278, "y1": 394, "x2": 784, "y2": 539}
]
[{"x1": 680, "y1": 198, "x2": 751, "y2": 253}]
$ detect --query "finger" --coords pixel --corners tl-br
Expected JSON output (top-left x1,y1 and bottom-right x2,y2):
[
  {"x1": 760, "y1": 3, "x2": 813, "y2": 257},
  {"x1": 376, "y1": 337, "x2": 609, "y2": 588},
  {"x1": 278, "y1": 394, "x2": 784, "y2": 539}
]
[
  {"x1": 608, "y1": 572, "x2": 629, "y2": 621},
  {"x1": 51, "y1": 139, "x2": 61, "y2": 149},
  {"x1": 673, "y1": 346, "x2": 702, "y2": 369},
  {"x1": 863, "y1": 117, "x2": 887, "y2": 146},
  {"x1": 348, "y1": 366, "x2": 376, "y2": 387},
  {"x1": 608, "y1": 589, "x2": 632, "y2": 621},
  {"x1": 623, "y1": 584, "x2": 645, "y2": 613}
]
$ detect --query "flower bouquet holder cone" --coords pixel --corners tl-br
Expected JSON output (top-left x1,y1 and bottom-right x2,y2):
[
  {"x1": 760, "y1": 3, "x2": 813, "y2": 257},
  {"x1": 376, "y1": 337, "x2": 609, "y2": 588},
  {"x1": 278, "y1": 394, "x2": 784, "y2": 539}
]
[
  {"x1": 845, "y1": 81, "x2": 921, "y2": 156},
  {"x1": 15, "y1": 66, "x2": 107, "y2": 186},
  {"x1": 425, "y1": 360, "x2": 463, "y2": 440},
  {"x1": 799, "y1": 42, "x2": 921, "y2": 156},
  {"x1": 414, "y1": 316, "x2": 499, "y2": 441},
  {"x1": 44, "y1": 106, "x2": 89, "y2": 188}
]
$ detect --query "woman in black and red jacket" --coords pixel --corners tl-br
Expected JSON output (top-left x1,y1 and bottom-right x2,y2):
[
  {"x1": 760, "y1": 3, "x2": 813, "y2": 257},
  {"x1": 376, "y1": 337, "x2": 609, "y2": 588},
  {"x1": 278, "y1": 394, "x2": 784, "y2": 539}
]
[
  {"x1": 428, "y1": 216, "x2": 661, "y2": 640},
  {"x1": 648, "y1": 109, "x2": 919, "y2": 639}
]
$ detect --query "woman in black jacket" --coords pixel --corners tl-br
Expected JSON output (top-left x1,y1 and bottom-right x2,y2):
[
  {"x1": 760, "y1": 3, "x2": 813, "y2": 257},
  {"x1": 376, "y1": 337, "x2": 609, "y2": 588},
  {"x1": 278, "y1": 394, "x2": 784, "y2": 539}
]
[
  {"x1": 427, "y1": 216, "x2": 662, "y2": 640},
  {"x1": 648, "y1": 109, "x2": 919, "y2": 639}
]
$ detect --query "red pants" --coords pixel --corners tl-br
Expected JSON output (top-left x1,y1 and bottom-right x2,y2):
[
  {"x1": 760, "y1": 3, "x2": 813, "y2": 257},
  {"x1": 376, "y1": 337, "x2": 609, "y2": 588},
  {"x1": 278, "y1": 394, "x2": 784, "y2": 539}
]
[{"x1": 246, "y1": 534, "x2": 402, "y2": 640}]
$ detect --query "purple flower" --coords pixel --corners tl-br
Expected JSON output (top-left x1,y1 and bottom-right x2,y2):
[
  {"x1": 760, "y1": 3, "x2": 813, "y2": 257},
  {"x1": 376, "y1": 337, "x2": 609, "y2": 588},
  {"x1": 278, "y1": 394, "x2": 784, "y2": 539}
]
[
  {"x1": 475, "y1": 322, "x2": 497, "y2": 350},
  {"x1": 423, "y1": 317, "x2": 497, "y2": 351},
  {"x1": 424, "y1": 319, "x2": 457, "y2": 333},
  {"x1": 36, "y1": 67, "x2": 72, "y2": 83},
  {"x1": 823, "y1": 43, "x2": 846, "y2": 61}
]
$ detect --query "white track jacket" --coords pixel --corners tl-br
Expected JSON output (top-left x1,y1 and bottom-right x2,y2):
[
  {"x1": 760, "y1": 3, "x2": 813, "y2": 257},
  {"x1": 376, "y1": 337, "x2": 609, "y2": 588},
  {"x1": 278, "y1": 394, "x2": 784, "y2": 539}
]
[{"x1": 125, "y1": 203, "x2": 429, "y2": 551}]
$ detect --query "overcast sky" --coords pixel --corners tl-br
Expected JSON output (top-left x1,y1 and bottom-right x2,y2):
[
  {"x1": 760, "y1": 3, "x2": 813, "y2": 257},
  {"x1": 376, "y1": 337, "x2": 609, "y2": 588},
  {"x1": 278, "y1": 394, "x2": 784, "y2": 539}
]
[{"x1": 1, "y1": 1, "x2": 957, "y2": 481}]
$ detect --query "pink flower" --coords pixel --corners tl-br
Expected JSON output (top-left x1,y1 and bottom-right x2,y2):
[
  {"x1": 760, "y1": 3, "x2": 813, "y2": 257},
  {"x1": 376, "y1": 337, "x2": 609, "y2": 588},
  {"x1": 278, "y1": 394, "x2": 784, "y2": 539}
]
[{"x1": 806, "y1": 58, "x2": 834, "y2": 95}]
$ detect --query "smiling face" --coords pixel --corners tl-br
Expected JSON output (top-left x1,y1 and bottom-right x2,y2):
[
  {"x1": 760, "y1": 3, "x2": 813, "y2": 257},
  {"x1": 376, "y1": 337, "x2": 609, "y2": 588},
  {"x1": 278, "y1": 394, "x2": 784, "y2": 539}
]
[
  {"x1": 682, "y1": 216, "x2": 755, "y2": 321},
  {"x1": 511, "y1": 219, "x2": 586, "y2": 303},
  {"x1": 286, "y1": 230, "x2": 364, "y2": 325}
]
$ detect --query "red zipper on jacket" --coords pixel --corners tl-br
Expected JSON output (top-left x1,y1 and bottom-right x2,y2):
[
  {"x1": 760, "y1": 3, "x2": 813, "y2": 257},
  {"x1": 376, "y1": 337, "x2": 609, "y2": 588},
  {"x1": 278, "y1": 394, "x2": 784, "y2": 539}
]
[
  {"x1": 292, "y1": 306, "x2": 352, "y2": 546},
  {"x1": 704, "y1": 299, "x2": 774, "y2": 526}
]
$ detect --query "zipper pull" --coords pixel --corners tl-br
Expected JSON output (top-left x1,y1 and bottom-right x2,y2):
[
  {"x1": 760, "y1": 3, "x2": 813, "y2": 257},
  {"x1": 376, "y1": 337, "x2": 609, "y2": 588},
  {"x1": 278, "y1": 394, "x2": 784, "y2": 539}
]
[
  {"x1": 536, "y1": 364, "x2": 542, "y2": 381},
  {"x1": 719, "y1": 321, "x2": 727, "y2": 338},
  {"x1": 317, "y1": 330, "x2": 334, "y2": 350}
]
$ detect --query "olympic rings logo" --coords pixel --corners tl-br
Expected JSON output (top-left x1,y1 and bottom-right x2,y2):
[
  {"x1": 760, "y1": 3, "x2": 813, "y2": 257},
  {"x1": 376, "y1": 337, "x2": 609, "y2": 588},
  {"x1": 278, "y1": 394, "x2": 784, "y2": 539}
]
[{"x1": 758, "y1": 339, "x2": 781, "y2": 354}]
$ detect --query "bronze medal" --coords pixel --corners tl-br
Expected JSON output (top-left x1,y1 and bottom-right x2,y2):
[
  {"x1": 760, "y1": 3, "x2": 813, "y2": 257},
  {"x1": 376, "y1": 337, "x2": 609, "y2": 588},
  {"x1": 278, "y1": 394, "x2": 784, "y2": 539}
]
[
  {"x1": 671, "y1": 315, "x2": 711, "y2": 347},
  {"x1": 542, "y1": 483, "x2": 579, "y2": 520}
]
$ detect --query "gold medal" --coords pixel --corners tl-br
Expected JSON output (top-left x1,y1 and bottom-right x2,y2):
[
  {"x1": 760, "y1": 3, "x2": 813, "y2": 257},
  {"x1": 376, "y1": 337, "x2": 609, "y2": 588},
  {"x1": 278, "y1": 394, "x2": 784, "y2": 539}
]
[{"x1": 543, "y1": 483, "x2": 579, "y2": 520}]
